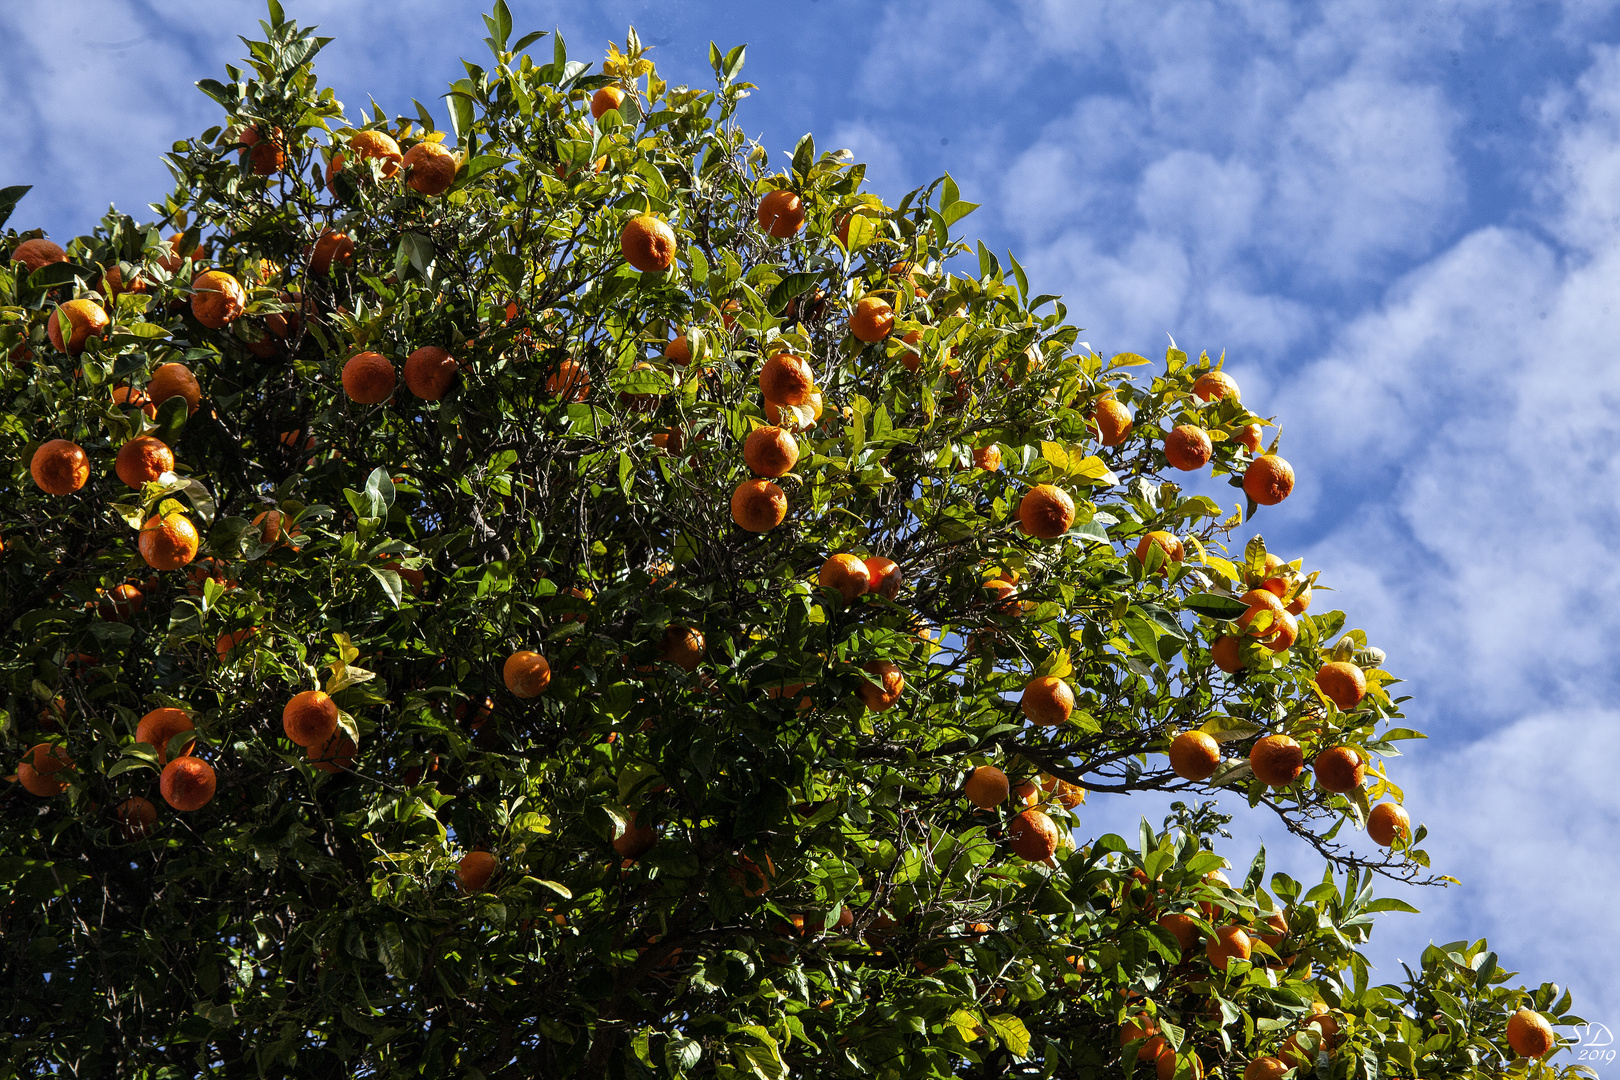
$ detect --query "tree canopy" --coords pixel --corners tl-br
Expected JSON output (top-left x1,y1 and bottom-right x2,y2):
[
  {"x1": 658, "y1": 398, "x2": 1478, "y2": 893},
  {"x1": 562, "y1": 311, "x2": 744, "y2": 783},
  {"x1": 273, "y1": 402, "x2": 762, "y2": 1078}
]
[{"x1": 0, "y1": 4, "x2": 1591, "y2": 1078}]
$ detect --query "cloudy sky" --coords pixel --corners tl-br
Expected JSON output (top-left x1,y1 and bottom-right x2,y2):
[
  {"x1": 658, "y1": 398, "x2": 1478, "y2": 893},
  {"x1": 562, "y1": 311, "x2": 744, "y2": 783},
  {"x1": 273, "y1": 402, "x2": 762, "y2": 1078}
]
[{"x1": 5, "y1": 0, "x2": 1619, "y2": 1035}]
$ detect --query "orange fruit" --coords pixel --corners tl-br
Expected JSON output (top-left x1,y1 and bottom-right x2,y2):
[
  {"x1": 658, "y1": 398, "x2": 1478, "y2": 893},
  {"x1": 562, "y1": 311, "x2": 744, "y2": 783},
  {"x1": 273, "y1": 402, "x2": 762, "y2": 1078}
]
[
  {"x1": 1367, "y1": 802, "x2": 1411, "y2": 847},
  {"x1": 857, "y1": 660, "x2": 904, "y2": 712},
  {"x1": 591, "y1": 86, "x2": 626, "y2": 119},
  {"x1": 1236, "y1": 589, "x2": 1286, "y2": 637},
  {"x1": 900, "y1": 328, "x2": 924, "y2": 371},
  {"x1": 137, "y1": 512, "x2": 199, "y2": 570},
  {"x1": 546, "y1": 359, "x2": 591, "y2": 401},
  {"x1": 657, "y1": 625, "x2": 705, "y2": 672},
  {"x1": 1244, "y1": 455, "x2": 1295, "y2": 505},
  {"x1": 651, "y1": 427, "x2": 684, "y2": 454},
  {"x1": 1285, "y1": 585, "x2": 1312, "y2": 615},
  {"x1": 613, "y1": 810, "x2": 658, "y2": 858},
  {"x1": 112, "y1": 384, "x2": 157, "y2": 418},
  {"x1": 403, "y1": 345, "x2": 459, "y2": 400},
  {"x1": 309, "y1": 229, "x2": 354, "y2": 274},
  {"x1": 664, "y1": 335, "x2": 691, "y2": 365},
  {"x1": 973, "y1": 445, "x2": 1001, "y2": 471},
  {"x1": 759, "y1": 353, "x2": 815, "y2": 407},
  {"x1": 157, "y1": 233, "x2": 204, "y2": 274},
  {"x1": 818, "y1": 553, "x2": 871, "y2": 603},
  {"x1": 1007, "y1": 809, "x2": 1059, "y2": 861},
  {"x1": 1261, "y1": 611, "x2": 1298, "y2": 652},
  {"x1": 115, "y1": 436, "x2": 174, "y2": 489},
  {"x1": 1011, "y1": 779, "x2": 1039, "y2": 808},
  {"x1": 1316, "y1": 661, "x2": 1365, "y2": 710},
  {"x1": 1250, "y1": 735, "x2": 1304, "y2": 787},
  {"x1": 116, "y1": 796, "x2": 157, "y2": 840},
  {"x1": 743, "y1": 426, "x2": 798, "y2": 477},
  {"x1": 1207, "y1": 924, "x2": 1252, "y2": 971},
  {"x1": 1095, "y1": 397, "x2": 1132, "y2": 445},
  {"x1": 11, "y1": 237, "x2": 67, "y2": 274},
  {"x1": 848, "y1": 295, "x2": 894, "y2": 342},
  {"x1": 1121, "y1": 1014, "x2": 1159, "y2": 1051},
  {"x1": 47, "y1": 299, "x2": 109, "y2": 354},
  {"x1": 216, "y1": 627, "x2": 257, "y2": 663},
  {"x1": 621, "y1": 213, "x2": 677, "y2": 272},
  {"x1": 326, "y1": 130, "x2": 403, "y2": 193},
  {"x1": 18, "y1": 743, "x2": 74, "y2": 796},
  {"x1": 160, "y1": 756, "x2": 216, "y2": 811},
  {"x1": 1244, "y1": 1059, "x2": 1288, "y2": 1080},
  {"x1": 983, "y1": 577, "x2": 1017, "y2": 612},
  {"x1": 1193, "y1": 370, "x2": 1240, "y2": 403},
  {"x1": 1158, "y1": 912, "x2": 1202, "y2": 954},
  {"x1": 1313, "y1": 746, "x2": 1365, "y2": 793},
  {"x1": 306, "y1": 733, "x2": 356, "y2": 773},
  {"x1": 98, "y1": 583, "x2": 145, "y2": 622},
  {"x1": 1134, "y1": 530, "x2": 1184, "y2": 570},
  {"x1": 30, "y1": 439, "x2": 90, "y2": 494},
  {"x1": 253, "y1": 509, "x2": 294, "y2": 546},
  {"x1": 1018, "y1": 484, "x2": 1076, "y2": 539},
  {"x1": 147, "y1": 361, "x2": 201, "y2": 413},
  {"x1": 1164, "y1": 425, "x2": 1213, "y2": 471},
  {"x1": 1021, "y1": 676, "x2": 1074, "y2": 726},
  {"x1": 503, "y1": 650, "x2": 552, "y2": 697},
  {"x1": 189, "y1": 270, "x2": 245, "y2": 329},
  {"x1": 402, "y1": 140, "x2": 457, "y2": 195},
  {"x1": 1169, "y1": 731, "x2": 1221, "y2": 781},
  {"x1": 136, "y1": 709, "x2": 196, "y2": 767},
  {"x1": 1158, "y1": 1050, "x2": 1203, "y2": 1080},
  {"x1": 457, "y1": 850, "x2": 499, "y2": 893},
  {"x1": 282, "y1": 690, "x2": 340, "y2": 748},
  {"x1": 864, "y1": 556, "x2": 902, "y2": 600},
  {"x1": 1237, "y1": 423, "x2": 1265, "y2": 453},
  {"x1": 342, "y1": 351, "x2": 396, "y2": 404},
  {"x1": 757, "y1": 189, "x2": 806, "y2": 237},
  {"x1": 963, "y1": 765, "x2": 1009, "y2": 808},
  {"x1": 731, "y1": 479, "x2": 787, "y2": 532},
  {"x1": 237, "y1": 124, "x2": 285, "y2": 174},
  {"x1": 1211, "y1": 636, "x2": 1244, "y2": 673}
]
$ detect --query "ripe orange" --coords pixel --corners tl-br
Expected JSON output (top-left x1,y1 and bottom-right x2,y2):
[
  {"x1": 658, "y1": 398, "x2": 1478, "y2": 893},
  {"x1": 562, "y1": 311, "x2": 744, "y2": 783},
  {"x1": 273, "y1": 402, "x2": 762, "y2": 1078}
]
[
  {"x1": 731, "y1": 479, "x2": 787, "y2": 532},
  {"x1": 973, "y1": 445, "x2": 1001, "y2": 471},
  {"x1": 1121, "y1": 1014, "x2": 1159, "y2": 1051},
  {"x1": 1313, "y1": 746, "x2": 1365, "y2": 793},
  {"x1": 1211, "y1": 636, "x2": 1244, "y2": 673},
  {"x1": 547, "y1": 359, "x2": 591, "y2": 401},
  {"x1": 137, "y1": 512, "x2": 199, "y2": 570},
  {"x1": 191, "y1": 270, "x2": 245, "y2": 328},
  {"x1": 1164, "y1": 425, "x2": 1213, "y2": 471},
  {"x1": 147, "y1": 361, "x2": 201, "y2": 413},
  {"x1": 818, "y1": 554, "x2": 871, "y2": 603},
  {"x1": 664, "y1": 335, "x2": 691, "y2": 365},
  {"x1": 1169, "y1": 731, "x2": 1221, "y2": 781},
  {"x1": 658, "y1": 625, "x2": 705, "y2": 672},
  {"x1": 115, "y1": 436, "x2": 174, "y2": 488},
  {"x1": 758, "y1": 353, "x2": 815, "y2": 407},
  {"x1": 1158, "y1": 912, "x2": 1201, "y2": 954},
  {"x1": 857, "y1": 660, "x2": 905, "y2": 712},
  {"x1": 864, "y1": 556, "x2": 902, "y2": 599},
  {"x1": 157, "y1": 233, "x2": 204, "y2": 274},
  {"x1": 1367, "y1": 802, "x2": 1410, "y2": 847},
  {"x1": 18, "y1": 743, "x2": 74, "y2": 796},
  {"x1": 503, "y1": 650, "x2": 552, "y2": 697},
  {"x1": 47, "y1": 299, "x2": 109, "y2": 354},
  {"x1": 282, "y1": 690, "x2": 339, "y2": 748},
  {"x1": 1250, "y1": 735, "x2": 1304, "y2": 787},
  {"x1": 160, "y1": 756, "x2": 216, "y2": 811},
  {"x1": 591, "y1": 86, "x2": 626, "y2": 119},
  {"x1": 963, "y1": 765, "x2": 1009, "y2": 808},
  {"x1": 135, "y1": 707, "x2": 195, "y2": 765},
  {"x1": 1008, "y1": 809, "x2": 1059, "y2": 861},
  {"x1": 1157, "y1": 1049, "x2": 1203, "y2": 1080},
  {"x1": 116, "y1": 796, "x2": 157, "y2": 840},
  {"x1": 307, "y1": 733, "x2": 356, "y2": 773},
  {"x1": 402, "y1": 140, "x2": 457, "y2": 195},
  {"x1": 1243, "y1": 455, "x2": 1295, "y2": 505},
  {"x1": 216, "y1": 627, "x2": 257, "y2": 663},
  {"x1": 1243, "y1": 1058, "x2": 1288, "y2": 1080},
  {"x1": 238, "y1": 124, "x2": 285, "y2": 174},
  {"x1": 1236, "y1": 589, "x2": 1286, "y2": 639},
  {"x1": 342, "y1": 351, "x2": 396, "y2": 403},
  {"x1": 1193, "y1": 370, "x2": 1240, "y2": 403},
  {"x1": 743, "y1": 425, "x2": 798, "y2": 476},
  {"x1": 757, "y1": 189, "x2": 806, "y2": 237},
  {"x1": 98, "y1": 583, "x2": 144, "y2": 622},
  {"x1": 1021, "y1": 676, "x2": 1074, "y2": 726},
  {"x1": 848, "y1": 295, "x2": 894, "y2": 342},
  {"x1": 1095, "y1": 397, "x2": 1132, "y2": 445},
  {"x1": 11, "y1": 237, "x2": 67, "y2": 274},
  {"x1": 112, "y1": 384, "x2": 156, "y2": 418},
  {"x1": 621, "y1": 213, "x2": 677, "y2": 272},
  {"x1": 457, "y1": 850, "x2": 499, "y2": 893},
  {"x1": 30, "y1": 439, "x2": 90, "y2": 494},
  {"x1": 1237, "y1": 423, "x2": 1264, "y2": 453},
  {"x1": 1262, "y1": 610, "x2": 1298, "y2": 652},
  {"x1": 1135, "y1": 530, "x2": 1185, "y2": 570},
  {"x1": 253, "y1": 509, "x2": 294, "y2": 546},
  {"x1": 613, "y1": 810, "x2": 658, "y2": 858},
  {"x1": 1316, "y1": 661, "x2": 1365, "y2": 710},
  {"x1": 1286, "y1": 585, "x2": 1312, "y2": 615},
  {"x1": 309, "y1": 229, "x2": 355, "y2": 275},
  {"x1": 1207, "y1": 924, "x2": 1252, "y2": 971},
  {"x1": 1018, "y1": 484, "x2": 1076, "y2": 539},
  {"x1": 326, "y1": 130, "x2": 403, "y2": 193},
  {"x1": 403, "y1": 345, "x2": 459, "y2": 400}
]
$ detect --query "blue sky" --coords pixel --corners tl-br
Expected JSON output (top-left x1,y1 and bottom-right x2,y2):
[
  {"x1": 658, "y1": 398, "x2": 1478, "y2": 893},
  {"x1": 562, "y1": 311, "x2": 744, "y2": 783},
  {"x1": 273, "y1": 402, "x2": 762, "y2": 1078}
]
[{"x1": 6, "y1": 0, "x2": 1620, "y2": 1035}]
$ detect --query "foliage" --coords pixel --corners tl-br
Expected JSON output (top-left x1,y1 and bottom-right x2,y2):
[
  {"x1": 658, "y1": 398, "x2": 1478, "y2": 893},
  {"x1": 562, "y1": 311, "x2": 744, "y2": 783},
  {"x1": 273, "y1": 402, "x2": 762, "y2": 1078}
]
[{"x1": 0, "y1": 4, "x2": 1589, "y2": 1078}]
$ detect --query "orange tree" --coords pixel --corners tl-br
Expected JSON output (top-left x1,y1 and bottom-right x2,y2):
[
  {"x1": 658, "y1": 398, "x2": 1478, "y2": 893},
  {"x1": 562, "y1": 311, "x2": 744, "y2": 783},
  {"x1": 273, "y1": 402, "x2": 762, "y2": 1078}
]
[{"x1": 0, "y1": 5, "x2": 1592, "y2": 1079}]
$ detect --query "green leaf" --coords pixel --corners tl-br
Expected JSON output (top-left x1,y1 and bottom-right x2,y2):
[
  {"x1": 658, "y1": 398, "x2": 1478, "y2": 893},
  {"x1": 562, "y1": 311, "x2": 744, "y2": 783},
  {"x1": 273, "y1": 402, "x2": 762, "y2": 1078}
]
[
  {"x1": 766, "y1": 272, "x2": 819, "y2": 315},
  {"x1": 1183, "y1": 595, "x2": 1250, "y2": 620},
  {"x1": 0, "y1": 185, "x2": 31, "y2": 230},
  {"x1": 986, "y1": 1014, "x2": 1030, "y2": 1058}
]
